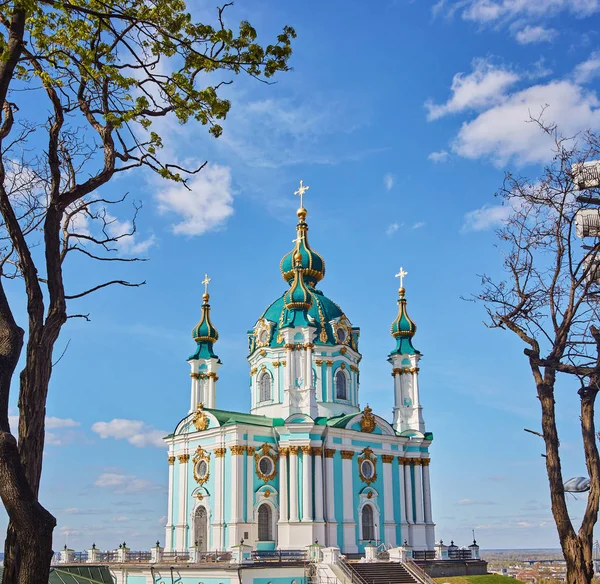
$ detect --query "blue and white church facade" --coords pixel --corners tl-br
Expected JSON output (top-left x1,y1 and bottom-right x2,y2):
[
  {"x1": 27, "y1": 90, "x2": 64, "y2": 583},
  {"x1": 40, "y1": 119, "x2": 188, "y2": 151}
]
[{"x1": 164, "y1": 194, "x2": 435, "y2": 556}]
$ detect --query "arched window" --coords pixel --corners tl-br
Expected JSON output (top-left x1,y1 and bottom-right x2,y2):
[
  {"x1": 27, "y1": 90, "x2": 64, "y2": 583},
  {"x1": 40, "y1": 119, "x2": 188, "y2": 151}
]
[
  {"x1": 194, "y1": 506, "x2": 208, "y2": 551},
  {"x1": 258, "y1": 503, "x2": 273, "y2": 541},
  {"x1": 259, "y1": 373, "x2": 272, "y2": 402},
  {"x1": 362, "y1": 504, "x2": 375, "y2": 542},
  {"x1": 335, "y1": 370, "x2": 347, "y2": 400}
]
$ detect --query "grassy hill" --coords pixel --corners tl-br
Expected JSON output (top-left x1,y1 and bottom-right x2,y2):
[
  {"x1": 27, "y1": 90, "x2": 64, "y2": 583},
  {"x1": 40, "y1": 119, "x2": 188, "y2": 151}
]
[{"x1": 434, "y1": 575, "x2": 525, "y2": 584}]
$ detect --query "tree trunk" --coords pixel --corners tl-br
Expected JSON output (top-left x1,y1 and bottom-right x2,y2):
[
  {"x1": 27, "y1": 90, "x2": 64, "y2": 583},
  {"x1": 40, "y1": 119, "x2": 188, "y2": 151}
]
[
  {"x1": 0, "y1": 429, "x2": 56, "y2": 584},
  {"x1": 564, "y1": 535, "x2": 594, "y2": 584}
]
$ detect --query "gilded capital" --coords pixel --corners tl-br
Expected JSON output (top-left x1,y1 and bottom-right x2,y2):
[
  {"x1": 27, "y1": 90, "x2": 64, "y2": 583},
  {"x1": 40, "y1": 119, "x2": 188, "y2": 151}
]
[
  {"x1": 230, "y1": 445, "x2": 245, "y2": 455},
  {"x1": 315, "y1": 359, "x2": 324, "y2": 366},
  {"x1": 289, "y1": 446, "x2": 299, "y2": 455},
  {"x1": 313, "y1": 447, "x2": 323, "y2": 457},
  {"x1": 190, "y1": 372, "x2": 200, "y2": 380},
  {"x1": 422, "y1": 458, "x2": 431, "y2": 467},
  {"x1": 413, "y1": 459, "x2": 422, "y2": 466},
  {"x1": 301, "y1": 445, "x2": 312, "y2": 455},
  {"x1": 246, "y1": 446, "x2": 256, "y2": 456},
  {"x1": 381, "y1": 454, "x2": 395, "y2": 464},
  {"x1": 326, "y1": 361, "x2": 333, "y2": 367},
  {"x1": 325, "y1": 448, "x2": 336, "y2": 458},
  {"x1": 168, "y1": 456, "x2": 175, "y2": 465},
  {"x1": 215, "y1": 447, "x2": 226, "y2": 458},
  {"x1": 178, "y1": 454, "x2": 190, "y2": 464},
  {"x1": 279, "y1": 447, "x2": 289, "y2": 457},
  {"x1": 341, "y1": 450, "x2": 354, "y2": 460}
]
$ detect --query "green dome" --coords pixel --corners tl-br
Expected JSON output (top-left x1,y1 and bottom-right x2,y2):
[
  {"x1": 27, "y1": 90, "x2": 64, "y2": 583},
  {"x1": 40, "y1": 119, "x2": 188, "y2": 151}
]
[
  {"x1": 190, "y1": 293, "x2": 220, "y2": 360},
  {"x1": 280, "y1": 208, "x2": 325, "y2": 287},
  {"x1": 389, "y1": 287, "x2": 419, "y2": 356},
  {"x1": 249, "y1": 286, "x2": 358, "y2": 353}
]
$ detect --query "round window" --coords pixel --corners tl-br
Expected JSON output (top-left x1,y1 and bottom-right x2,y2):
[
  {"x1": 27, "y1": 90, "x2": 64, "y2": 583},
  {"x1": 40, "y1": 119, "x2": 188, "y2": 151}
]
[
  {"x1": 259, "y1": 329, "x2": 268, "y2": 344},
  {"x1": 361, "y1": 460, "x2": 374, "y2": 479},
  {"x1": 337, "y1": 328, "x2": 346, "y2": 342},
  {"x1": 259, "y1": 456, "x2": 274, "y2": 476},
  {"x1": 196, "y1": 460, "x2": 208, "y2": 479}
]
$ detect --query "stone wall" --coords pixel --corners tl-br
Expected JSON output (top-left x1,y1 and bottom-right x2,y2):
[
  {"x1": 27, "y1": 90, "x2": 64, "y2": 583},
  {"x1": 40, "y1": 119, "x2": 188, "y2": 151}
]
[{"x1": 417, "y1": 560, "x2": 488, "y2": 578}]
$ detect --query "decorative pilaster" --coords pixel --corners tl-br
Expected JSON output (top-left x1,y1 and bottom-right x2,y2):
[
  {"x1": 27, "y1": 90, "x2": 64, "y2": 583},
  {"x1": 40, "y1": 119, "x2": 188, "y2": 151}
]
[
  {"x1": 166, "y1": 453, "x2": 175, "y2": 550},
  {"x1": 403, "y1": 458, "x2": 414, "y2": 525},
  {"x1": 279, "y1": 448, "x2": 289, "y2": 522},
  {"x1": 213, "y1": 447, "x2": 225, "y2": 550},
  {"x1": 340, "y1": 450, "x2": 357, "y2": 553},
  {"x1": 398, "y1": 456, "x2": 408, "y2": 529},
  {"x1": 313, "y1": 447, "x2": 324, "y2": 522},
  {"x1": 381, "y1": 454, "x2": 396, "y2": 547},
  {"x1": 230, "y1": 446, "x2": 244, "y2": 525},
  {"x1": 413, "y1": 459, "x2": 425, "y2": 524},
  {"x1": 289, "y1": 446, "x2": 299, "y2": 522},
  {"x1": 324, "y1": 448, "x2": 337, "y2": 546},
  {"x1": 246, "y1": 446, "x2": 255, "y2": 523},
  {"x1": 301, "y1": 446, "x2": 313, "y2": 521},
  {"x1": 422, "y1": 459, "x2": 433, "y2": 524}
]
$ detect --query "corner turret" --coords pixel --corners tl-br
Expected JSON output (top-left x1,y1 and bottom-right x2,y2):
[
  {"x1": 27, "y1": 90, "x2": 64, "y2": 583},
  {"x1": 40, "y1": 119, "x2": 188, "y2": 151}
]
[
  {"x1": 388, "y1": 268, "x2": 425, "y2": 434},
  {"x1": 188, "y1": 274, "x2": 221, "y2": 411}
]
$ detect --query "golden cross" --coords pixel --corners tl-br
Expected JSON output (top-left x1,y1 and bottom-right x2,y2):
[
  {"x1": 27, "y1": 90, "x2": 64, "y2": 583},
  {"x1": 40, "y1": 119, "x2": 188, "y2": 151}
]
[
  {"x1": 294, "y1": 179, "x2": 310, "y2": 208},
  {"x1": 202, "y1": 273, "x2": 211, "y2": 295},
  {"x1": 395, "y1": 267, "x2": 408, "y2": 288}
]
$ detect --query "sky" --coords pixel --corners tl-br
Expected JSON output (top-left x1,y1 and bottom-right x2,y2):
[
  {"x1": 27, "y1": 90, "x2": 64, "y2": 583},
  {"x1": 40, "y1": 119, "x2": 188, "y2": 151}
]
[{"x1": 4, "y1": 0, "x2": 600, "y2": 553}]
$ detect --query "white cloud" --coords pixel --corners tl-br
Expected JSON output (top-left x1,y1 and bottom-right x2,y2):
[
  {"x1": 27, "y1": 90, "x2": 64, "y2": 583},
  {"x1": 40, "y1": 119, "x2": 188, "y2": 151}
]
[
  {"x1": 425, "y1": 59, "x2": 520, "y2": 120},
  {"x1": 156, "y1": 163, "x2": 234, "y2": 236},
  {"x1": 452, "y1": 80, "x2": 600, "y2": 166},
  {"x1": 439, "y1": 0, "x2": 600, "y2": 24},
  {"x1": 457, "y1": 498, "x2": 496, "y2": 505},
  {"x1": 412, "y1": 222, "x2": 426, "y2": 229},
  {"x1": 386, "y1": 223, "x2": 399, "y2": 236},
  {"x1": 46, "y1": 417, "x2": 79, "y2": 429},
  {"x1": 383, "y1": 173, "x2": 395, "y2": 191},
  {"x1": 515, "y1": 25, "x2": 557, "y2": 45},
  {"x1": 94, "y1": 472, "x2": 163, "y2": 494},
  {"x1": 91, "y1": 419, "x2": 167, "y2": 448},
  {"x1": 462, "y1": 203, "x2": 511, "y2": 232},
  {"x1": 428, "y1": 150, "x2": 450, "y2": 163},
  {"x1": 574, "y1": 51, "x2": 600, "y2": 84}
]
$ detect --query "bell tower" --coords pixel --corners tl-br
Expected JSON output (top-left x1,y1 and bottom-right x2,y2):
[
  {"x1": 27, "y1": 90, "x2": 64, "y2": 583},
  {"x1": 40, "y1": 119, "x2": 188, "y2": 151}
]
[
  {"x1": 388, "y1": 268, "x2": 425, "y2": 433},
  {"x1": 188, "y1": 274, "x2": 221, "y2": 411}
]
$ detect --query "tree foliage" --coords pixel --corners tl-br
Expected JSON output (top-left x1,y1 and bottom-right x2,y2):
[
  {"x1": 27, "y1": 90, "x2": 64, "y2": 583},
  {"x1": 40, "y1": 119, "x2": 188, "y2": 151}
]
[{"x1": 0, "y1": 2, "x2": 295, "y2": 583}]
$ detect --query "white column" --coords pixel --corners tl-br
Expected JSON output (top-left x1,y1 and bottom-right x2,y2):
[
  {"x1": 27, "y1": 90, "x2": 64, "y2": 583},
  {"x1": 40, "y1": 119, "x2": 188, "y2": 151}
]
[
  {"x1": 326, "y1": 362, "x2": 333, "y2": 401},
  {"x1": 398, "y1": 458, "x2": 407, "y2": 525},
  {"x1": 190, "y1": 371, "x2": 198, "y2": 412},
  {"x1": 213, "y1": 448, "x2": 225, "y2": 550},
  {"x1": 208, "y1": 375, "x2": 217, "y2": 408},
  {"x1": 230, "y1": 446, "x2": 241, "y2": 524},
  {"x1": 302, "y1": 446, "x2": 313, "y2": 521},
  {"x1": 404, "y1": 459, "x2": 414, "y2": 525},
  {"x1": 325, "y1": 449, "x2": 337, "y2": 547},
  {"x1": 414, "y1": 461, "x2": 425, "y2": 524},
  {"x1": 316, "y1": 363, "x2": 323, "y2": 401},
  {"x1": 246, "y1": 447, "x2": 255, "y2": 523},
  {"x1": 280, "y1": 449, "x2": 289, "y2": 522},
  {"x1": 305, "y1": 344, "x2": 313, "y2": 389},
  {"x1": 341, "y1": 451, "x2": 357, "y2": 553},
  {"x1": 289, "y1": 447, "x2": 299, "y2": 522},
  {"x1": 166, "y1": 455, "x2": 175, "y2": 550},
  {"x1": 314, "y1": 448, "x2": 324, "y2": 522},
  {"x1": 286, "y1": 345, "x2": 294, "y2": 388},
  {"x1": 382, "y1": 457, "x2": 396, "y2": 546},
  {"x1": 422, "y1": 461, "x2": 433, "y2": 524},
  {"x1": 176, "y1": 454, "x2": 189, "y2": 550}
]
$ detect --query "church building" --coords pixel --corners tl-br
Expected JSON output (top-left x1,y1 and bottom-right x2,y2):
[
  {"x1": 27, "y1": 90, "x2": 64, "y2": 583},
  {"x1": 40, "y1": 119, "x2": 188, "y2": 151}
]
[{"x1": 164, "y1": 183, "x2": 435, "y2": 555}]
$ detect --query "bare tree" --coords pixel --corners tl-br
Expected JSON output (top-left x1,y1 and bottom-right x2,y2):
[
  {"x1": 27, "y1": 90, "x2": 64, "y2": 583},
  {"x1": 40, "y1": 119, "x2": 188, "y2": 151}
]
[
  {"x1": 475, "y1": 117, "x2": 600, "y2": 584},
  {"x1": 0, "y1": 2, "x2": 295, "y2": 583}
]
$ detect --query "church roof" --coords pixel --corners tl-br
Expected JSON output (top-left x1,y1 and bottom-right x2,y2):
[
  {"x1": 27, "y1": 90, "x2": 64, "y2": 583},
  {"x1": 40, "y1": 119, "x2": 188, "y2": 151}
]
[
  {"x1": 207, "y1": 407, "x2": 285, "y2": 428},
  {"x1": 0, "y1": 566, "x2": 116, "y2": 584},
  {"x1": 389, "y1": 285, "x2": 419, "y2": 356},
  {"x1": 189, "y1": 276, "x2": 220, "y2": 361}
]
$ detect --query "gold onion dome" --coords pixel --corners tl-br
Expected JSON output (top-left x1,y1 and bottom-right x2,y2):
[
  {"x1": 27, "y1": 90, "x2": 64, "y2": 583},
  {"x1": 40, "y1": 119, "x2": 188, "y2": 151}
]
[
  {"x1": 390, "y1": 286, "x2": 419, "y2": 356},
  {"x1": 280, "y1": 207, "x2": 326, "y2": 287}
]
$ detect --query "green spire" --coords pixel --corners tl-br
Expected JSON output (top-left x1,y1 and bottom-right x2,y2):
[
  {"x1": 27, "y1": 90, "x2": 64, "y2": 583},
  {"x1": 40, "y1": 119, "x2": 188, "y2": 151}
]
[
  {"x1": 189, "y1": 274, "x2": 220, "y2": 361},
  {"x1": 389, "y1": 273, "x2": 419, "y2": 356}
]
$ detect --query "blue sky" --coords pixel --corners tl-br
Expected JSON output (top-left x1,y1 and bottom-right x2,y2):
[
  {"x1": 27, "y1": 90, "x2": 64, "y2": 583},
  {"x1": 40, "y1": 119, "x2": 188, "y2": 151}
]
[{"x1": 3, "y1": 0, "x2": 600, "y2": 553}]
